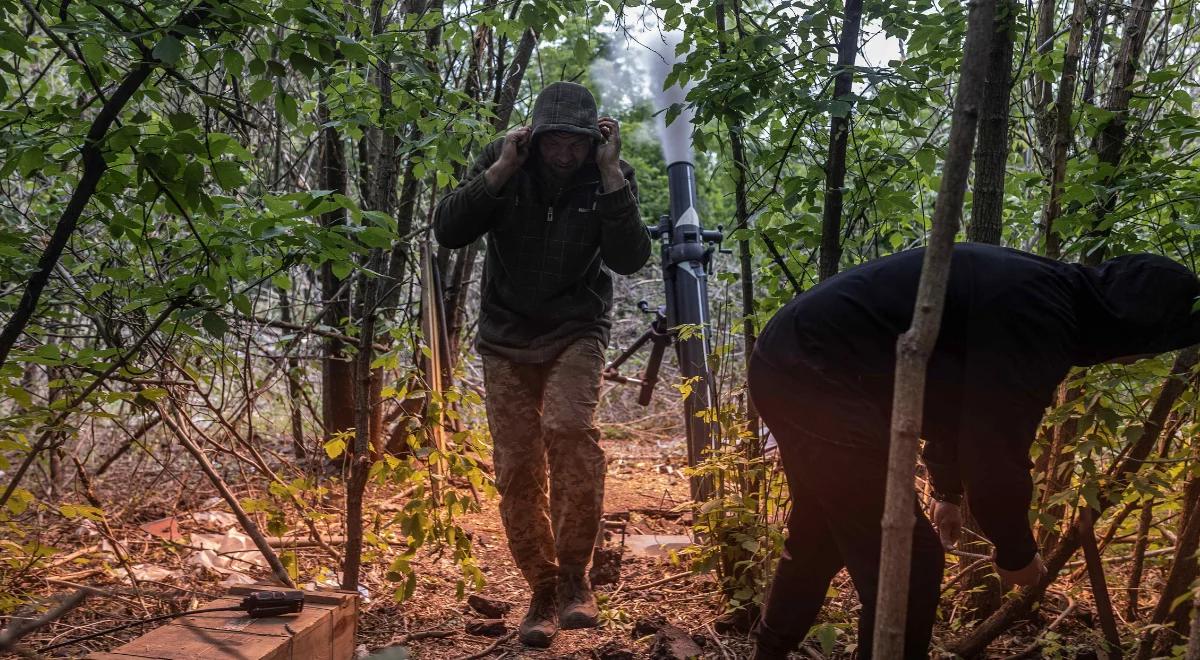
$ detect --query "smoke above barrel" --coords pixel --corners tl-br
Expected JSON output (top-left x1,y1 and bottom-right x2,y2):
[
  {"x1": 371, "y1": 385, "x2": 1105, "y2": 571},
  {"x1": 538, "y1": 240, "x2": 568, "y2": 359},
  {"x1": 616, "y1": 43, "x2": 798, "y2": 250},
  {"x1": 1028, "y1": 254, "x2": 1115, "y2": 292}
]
[{"x1": 644, "y1": 32, "x2": 694, "y2": 167}]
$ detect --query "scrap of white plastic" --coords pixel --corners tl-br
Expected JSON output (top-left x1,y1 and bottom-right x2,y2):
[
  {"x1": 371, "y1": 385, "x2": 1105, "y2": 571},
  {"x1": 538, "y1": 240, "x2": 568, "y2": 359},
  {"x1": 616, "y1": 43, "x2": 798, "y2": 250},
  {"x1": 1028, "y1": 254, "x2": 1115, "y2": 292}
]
[
  {"x1": 127, "y1": 563, "x2": 181, "y2": 582},
  {"x1": 187, "y1": 528, "x2": 267, "y2": 584}
]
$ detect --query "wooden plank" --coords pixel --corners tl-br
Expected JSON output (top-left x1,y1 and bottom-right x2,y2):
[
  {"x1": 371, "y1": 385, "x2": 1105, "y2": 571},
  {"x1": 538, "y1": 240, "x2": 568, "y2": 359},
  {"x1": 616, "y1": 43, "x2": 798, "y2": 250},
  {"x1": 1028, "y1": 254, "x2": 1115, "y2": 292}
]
[
  {"x1": 288, "y1": 608, "x2": 333, "y2": 660},
  {"x1": 178, "y1": 605, "x2": 324, "y2": 638},
  {"x1": 420, "y1": 241, "x2": 448, "y2": 502},
  {"x1": 86, "y1": 586, "x2": 357, "y2": 660},
  {"x1": 226, "y1": 583, "x2": 357, "y2": 658},
  {"x1": 329, "y1": 589, "x2": 357, "y2": 660},
  {"x1": 96, "y1": 625, "x2": 291, "y2": 660}
]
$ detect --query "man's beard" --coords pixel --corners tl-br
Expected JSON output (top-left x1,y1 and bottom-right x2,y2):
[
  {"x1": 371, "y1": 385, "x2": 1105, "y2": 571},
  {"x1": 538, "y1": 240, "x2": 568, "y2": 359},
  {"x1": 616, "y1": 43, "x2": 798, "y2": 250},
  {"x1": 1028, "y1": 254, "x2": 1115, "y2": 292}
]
[{"x1": 540, "y1": 162, "x2": 580, "y2": 186}]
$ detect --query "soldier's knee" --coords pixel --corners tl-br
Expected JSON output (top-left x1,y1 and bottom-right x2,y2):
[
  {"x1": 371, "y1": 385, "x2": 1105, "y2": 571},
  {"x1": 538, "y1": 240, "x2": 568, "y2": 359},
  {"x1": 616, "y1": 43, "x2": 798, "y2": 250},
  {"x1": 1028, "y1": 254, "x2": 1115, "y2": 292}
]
[
  {"x1": 542, "y1": 415, "x2": 597, "y2": 440},
  {"x1": 494, "y1": 463, "x2": 545, "y2": 498}
]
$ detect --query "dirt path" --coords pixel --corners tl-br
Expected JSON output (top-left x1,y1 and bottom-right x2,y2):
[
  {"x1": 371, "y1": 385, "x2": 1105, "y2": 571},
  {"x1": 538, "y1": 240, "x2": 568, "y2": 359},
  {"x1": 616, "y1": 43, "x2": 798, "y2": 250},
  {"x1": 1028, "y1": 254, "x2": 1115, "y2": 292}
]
[{"x1": 356, "y1": 433, "x2": 755, "y2": 659}]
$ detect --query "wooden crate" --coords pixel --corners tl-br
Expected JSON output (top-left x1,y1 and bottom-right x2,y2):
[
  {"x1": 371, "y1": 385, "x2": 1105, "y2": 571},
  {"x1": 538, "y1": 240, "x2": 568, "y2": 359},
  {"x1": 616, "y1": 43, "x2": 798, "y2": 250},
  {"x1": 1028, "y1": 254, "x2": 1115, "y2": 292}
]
[{"x1": 87, "y1": 585, "x2": 357, "y2": 660}]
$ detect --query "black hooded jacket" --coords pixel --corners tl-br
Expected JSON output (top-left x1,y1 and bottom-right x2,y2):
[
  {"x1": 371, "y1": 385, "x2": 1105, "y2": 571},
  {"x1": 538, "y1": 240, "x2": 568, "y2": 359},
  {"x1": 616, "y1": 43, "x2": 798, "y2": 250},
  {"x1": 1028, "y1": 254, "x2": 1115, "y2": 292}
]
[
  {"x1": 433, "y1": 82, "x2": 651, "y2": 363},
  {"x1": 753, "y1": 243, "x2": 1200, "y2": 569}
]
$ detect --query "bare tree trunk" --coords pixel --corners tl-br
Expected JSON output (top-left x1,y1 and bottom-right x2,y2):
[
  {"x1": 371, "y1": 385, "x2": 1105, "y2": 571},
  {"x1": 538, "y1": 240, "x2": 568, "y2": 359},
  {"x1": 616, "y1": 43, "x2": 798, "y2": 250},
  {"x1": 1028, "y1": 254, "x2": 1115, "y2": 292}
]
[
  {"x1": 1041, "y1": 0, "x2": 1088, "y2": 259},
  {"x1": 1184, "y1": 436, "x2": 1200, "y2": 532},
  {"x1": 715, "y1": 0, "x2": 759, "y2": 452},
  {"x1": 445, "y1": 239, "x2": 481, "y2": 358},
  {"x1": 818, "y1": 0, "x2": 862, "y2": 280},
  {"x1": 438, "y1": 13, "x2": 493, "y2": 313},
  {"x1": 1138, "y1": 463, "x2": 1200, "y2": 658},
  {"x1": 318, "y1": 77, "x2": 356, "y2": 445},
  {"x1": 1079, "y1": 507, "x2": 1123, "y2": 657},
  {"x1": 967, "y1": 0, "x2": 1015, "y2": 245},
  {"x1": 494, "y1": 28, "x2": 535, "y2": 129},
  {"x1": 1034, "y1": 0, "x2": 1092, "y2": 554},
  {"x1": 277, "y1": 287, "x2": 307, "y2": 458},
  {"x1": 1125, "y1": 498, "x2": 1155, "y2": 620},
  {"x1": 872, "y1": 1, "x2": 995, "y2": 655},
  {"x1": 45, "y1": 363, "x2": 64, "y2": 499},
  {"x1": 1125, "y1": 423, "x2": 1175, "y2": 621},
  {"x1": 1081, "y1": 3, "x2": 1108, "y2": 105},
  {"x1": 341, "y1": 250, "x2": 384, "y2": 590},
  {"x1": 1039, "y1": 383, "x2": 1096, "y2": 554},
  {"x1": 343, "y1": 0, "x2": 403, "y2": 589},
  {"x1": 1031, "y1": 0, "x2": 1058, "y2": 172},
  {"x1": 1084, "y1": 0, "x2": 1157, "y2": 265},
  {"x1": 712, "y1": 4, "x2": 761, "y2": 622},
  {"x1": 1187, "y1": 594, "x2": 1200, "y2": 660}
]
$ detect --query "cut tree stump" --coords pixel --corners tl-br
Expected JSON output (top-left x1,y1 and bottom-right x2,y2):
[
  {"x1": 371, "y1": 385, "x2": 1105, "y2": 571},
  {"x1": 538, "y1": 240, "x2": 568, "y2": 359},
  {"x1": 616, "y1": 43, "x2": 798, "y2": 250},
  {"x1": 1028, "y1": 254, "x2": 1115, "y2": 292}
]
[{"x1": 86, "y1": 584, "x2": 357, "y2": 660}]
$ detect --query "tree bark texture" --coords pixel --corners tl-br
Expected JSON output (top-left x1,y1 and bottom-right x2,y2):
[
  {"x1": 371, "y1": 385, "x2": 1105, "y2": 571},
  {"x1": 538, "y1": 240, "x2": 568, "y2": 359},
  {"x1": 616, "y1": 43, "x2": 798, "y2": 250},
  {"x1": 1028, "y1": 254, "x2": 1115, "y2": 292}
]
[
  {"x1": 343, "y1": 0, "x2": 407, "y2": 589},
  {"x1": 277, "y1": 287, "x2": 307, "y2": 458},
  {"x1": 872, "y1": 1, "x2": 995, "y2": 656},
  {"x1": 318, "y1": 80, "x2": 356, "y2": 444},
  {"x1": 1124, "y1": 497, "x2": 1155, "y2": 620},
  {"x1": 818, "y1": 0, "x2": 862, "y2": 280},
  {"x1": 1079, "y1": 506, "x2": 1123, "y2": 658},
  {"x1": 341, "y1": 248, "x2": 384, "y2": 590},
  {"x1": 1085, "y1": 0, "x2": 1156, "y2": 265},
  {"x1": 715, "y1": 0, "x2": 761, "y2": 453},
  {"x1": 1138, "y1": 453, "x2": 1200, "y2": 658},
  {"x1": 1041, "y1": 0, "x2": 1088, "y2": 259},
  {"x1": 1187, "y1": 591, "x2": 1200, "y2": 660},
  {"x1": 967, "y1": 0, "x2": 1016, "y2": 246},
  {"x1": 1031, "y1": 0, "x2": 1058, "y2": 171}
]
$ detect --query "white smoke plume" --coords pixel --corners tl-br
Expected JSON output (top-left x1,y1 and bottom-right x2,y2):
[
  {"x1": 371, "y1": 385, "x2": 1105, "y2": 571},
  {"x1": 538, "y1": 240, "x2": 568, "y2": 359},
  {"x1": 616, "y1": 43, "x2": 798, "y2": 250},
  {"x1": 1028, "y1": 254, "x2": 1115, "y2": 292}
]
[
  {"x1": 643, "y1": 31, "x2": 695, "y2": 166},
  {"x1": 591, "y1": 27, "x2": 696, "y2": 166}
]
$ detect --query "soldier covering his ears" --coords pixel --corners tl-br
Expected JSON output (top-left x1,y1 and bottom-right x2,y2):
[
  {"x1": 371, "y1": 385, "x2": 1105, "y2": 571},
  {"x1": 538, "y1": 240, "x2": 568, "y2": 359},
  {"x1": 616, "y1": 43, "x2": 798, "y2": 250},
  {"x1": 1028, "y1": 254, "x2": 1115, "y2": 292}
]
[{"x1": 433, "y1": 81, "x2": 650, "y2": 647}]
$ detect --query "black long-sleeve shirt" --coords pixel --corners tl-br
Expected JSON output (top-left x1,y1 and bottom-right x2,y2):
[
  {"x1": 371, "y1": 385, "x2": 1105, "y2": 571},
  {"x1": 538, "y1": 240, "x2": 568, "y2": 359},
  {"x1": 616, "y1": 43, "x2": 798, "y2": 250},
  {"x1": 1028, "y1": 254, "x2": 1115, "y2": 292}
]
[{"x1": 754, "y1": 243, "x2": 1200, "y2": 569}]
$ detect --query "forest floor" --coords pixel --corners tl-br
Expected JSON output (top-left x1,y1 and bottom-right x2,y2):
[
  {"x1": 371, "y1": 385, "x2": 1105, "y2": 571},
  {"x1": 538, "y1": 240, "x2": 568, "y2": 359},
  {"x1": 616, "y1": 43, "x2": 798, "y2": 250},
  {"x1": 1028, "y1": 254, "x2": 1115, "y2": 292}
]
[
  {"x1": 3, "y1": 417, "x2": 1145, "y2": 659},
  {"x1": 355, "y1": 431, "x2": 755, "y2": 659}
]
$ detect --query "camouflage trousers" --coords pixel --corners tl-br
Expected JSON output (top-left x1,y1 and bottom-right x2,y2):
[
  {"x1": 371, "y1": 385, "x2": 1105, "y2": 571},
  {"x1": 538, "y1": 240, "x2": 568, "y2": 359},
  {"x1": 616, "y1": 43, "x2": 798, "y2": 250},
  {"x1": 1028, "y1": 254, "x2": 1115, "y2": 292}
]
[{"x1": 482, "y1": 337, "x2": 607, "y2": 589}]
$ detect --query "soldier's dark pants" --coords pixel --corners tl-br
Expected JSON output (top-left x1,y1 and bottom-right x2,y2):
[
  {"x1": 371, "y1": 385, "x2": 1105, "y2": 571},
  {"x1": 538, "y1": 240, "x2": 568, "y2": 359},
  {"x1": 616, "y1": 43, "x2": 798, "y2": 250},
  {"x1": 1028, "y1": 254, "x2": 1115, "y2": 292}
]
[
  {"x1": 482, "y1": 337, "x2": 607, "y2": 590},
  {"x1": 750, "y1": 355, "x2": 945, "y2": 659}
]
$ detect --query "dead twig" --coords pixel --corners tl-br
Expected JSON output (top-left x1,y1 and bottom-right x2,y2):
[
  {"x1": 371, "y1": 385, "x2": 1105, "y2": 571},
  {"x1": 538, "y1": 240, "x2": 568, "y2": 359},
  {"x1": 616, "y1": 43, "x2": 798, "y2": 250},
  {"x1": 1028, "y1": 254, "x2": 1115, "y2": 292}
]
[
  {"x1": 1001, "y1": 596, "x2": 1078, "y2": 660},
  {"x1": 452, "y1": 631, "x2": 515, "y2": 660},
  {"x1": 394, "y1": 629, "x2": 457, "y2": 643},
  {"x1": 0, "y1": 589, "x2": 89, "y2": 652},
  {"x1": 155, "y1": 402, "x2": 295, "y2": 588},
  {"x1": 628, "y1": 571, "x2": 693, "y2": 591},
  {"x1": 44, "y1": 544, "x2": 101, "y2": 570},
  {"x1": 941, "y1": 557, "x2": 993, "y2": 596},
  {"x1": 1065, "y1": 546, "x2": 1177, "y2": 583},
  {"x1": 705, "y1": 623, "x2": 733, "y2": 660}
]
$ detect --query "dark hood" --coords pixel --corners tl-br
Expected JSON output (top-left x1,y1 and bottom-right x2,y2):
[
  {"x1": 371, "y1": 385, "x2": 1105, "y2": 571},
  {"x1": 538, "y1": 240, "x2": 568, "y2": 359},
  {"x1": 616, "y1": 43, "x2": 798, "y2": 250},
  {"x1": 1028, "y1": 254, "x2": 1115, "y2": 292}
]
[
  {"x1": 1074, "y1": 254, "x2": 1200, "y2": 364},
  {"x1": 530, "y1": 81, "x2": 603, "y2": 141}
]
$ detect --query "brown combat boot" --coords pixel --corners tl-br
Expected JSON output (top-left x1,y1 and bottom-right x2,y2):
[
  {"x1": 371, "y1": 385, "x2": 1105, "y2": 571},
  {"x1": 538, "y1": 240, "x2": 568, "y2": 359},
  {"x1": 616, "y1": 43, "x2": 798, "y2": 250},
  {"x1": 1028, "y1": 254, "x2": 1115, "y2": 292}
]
[
  {"x1": 557, "y1": 568, "x2": 599, "y2": 629},
  {"x1": 518, "y1": 583, "x2": 558, "y2": 647}
]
